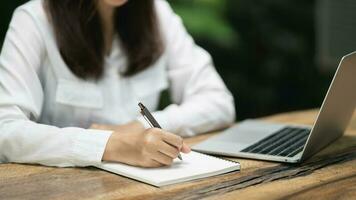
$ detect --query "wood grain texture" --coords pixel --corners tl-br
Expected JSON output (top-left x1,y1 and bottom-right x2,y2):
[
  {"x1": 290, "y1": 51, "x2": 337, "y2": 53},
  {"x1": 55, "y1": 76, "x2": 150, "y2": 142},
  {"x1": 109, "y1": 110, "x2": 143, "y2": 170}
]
[{"x1": 0, "y1": 109, "x2": 355, "y2": 200}]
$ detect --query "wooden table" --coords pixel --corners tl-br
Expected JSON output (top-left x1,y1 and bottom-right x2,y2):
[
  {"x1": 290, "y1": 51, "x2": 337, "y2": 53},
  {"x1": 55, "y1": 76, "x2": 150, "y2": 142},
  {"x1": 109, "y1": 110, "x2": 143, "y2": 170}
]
[{"x1": 1, "y1": 110, "x2": 356, "y2": 200}]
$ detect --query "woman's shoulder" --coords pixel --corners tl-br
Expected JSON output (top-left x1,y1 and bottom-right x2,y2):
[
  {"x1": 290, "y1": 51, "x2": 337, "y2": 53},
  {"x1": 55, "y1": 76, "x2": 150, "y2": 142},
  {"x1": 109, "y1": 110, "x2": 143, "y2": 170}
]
[
  {"x1": 9, "y1": 0, "x2": 53, "y2": 46},
  {"x1": 13, "y1": 0, "x2": 48, "y2": 27},
  {"x1": 154, "y1": 0, "x2": 180, "y2": 34},
  {"x1": 16, "y1": 0, "x2": 44, "y2": 13},
  {"x1": 155, "y1": 0, "x2": 174, "y2": 17}
]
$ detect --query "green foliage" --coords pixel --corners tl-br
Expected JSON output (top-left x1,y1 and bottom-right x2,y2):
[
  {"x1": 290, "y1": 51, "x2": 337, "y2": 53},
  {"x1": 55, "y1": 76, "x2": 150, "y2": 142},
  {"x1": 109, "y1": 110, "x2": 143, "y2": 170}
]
[
  {"x1": 169, "y1": 0, "x2": 237, "y2": 47},
  {"x1": 169, "y1": 0, "x2": 331, "y2": 119}
]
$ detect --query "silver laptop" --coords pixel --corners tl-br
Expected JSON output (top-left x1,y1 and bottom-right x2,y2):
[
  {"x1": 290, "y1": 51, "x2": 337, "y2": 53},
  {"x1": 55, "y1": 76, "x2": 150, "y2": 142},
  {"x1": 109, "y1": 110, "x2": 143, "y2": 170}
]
[{"x1": 193, "y1": 52, "x2": 356, "y2": 163}]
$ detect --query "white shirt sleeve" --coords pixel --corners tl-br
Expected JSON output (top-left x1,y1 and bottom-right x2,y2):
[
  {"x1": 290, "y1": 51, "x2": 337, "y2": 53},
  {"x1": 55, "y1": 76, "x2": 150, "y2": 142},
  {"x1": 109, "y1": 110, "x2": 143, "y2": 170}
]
[
  {"x1": 0, "y1": 8, "x2": 112, "y2": 167},
  {"x1": 138, "y1": 0, "x2": 236, "y2": 137}
]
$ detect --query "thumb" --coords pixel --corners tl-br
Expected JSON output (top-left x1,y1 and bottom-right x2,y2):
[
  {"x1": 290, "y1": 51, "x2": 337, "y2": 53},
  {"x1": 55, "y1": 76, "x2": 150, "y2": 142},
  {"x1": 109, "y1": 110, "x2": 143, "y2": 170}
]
[{"x1": 180, "y1": 142, "x2": 191, "y2": 154}]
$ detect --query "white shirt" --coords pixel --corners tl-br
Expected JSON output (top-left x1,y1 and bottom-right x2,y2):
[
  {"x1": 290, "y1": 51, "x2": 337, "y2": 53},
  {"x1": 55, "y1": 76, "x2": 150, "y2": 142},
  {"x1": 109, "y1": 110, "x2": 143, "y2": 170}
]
[{"x1": 0, "y1": 0, "x2": 235, "y2": 167}]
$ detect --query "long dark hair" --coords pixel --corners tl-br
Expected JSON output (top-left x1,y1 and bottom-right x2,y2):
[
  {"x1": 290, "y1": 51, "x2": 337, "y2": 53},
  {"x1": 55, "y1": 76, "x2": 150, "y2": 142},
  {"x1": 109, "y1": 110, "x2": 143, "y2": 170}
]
[{"x1": 45, "y1": 0, "x2": 163, "y2": 80}]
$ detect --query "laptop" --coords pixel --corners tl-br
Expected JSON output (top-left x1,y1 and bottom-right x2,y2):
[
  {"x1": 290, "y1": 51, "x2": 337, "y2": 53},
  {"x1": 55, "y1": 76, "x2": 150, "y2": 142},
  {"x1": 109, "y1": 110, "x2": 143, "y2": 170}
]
[{"x1": 193, "y1": 52, "x2": 356, "y2": 163}]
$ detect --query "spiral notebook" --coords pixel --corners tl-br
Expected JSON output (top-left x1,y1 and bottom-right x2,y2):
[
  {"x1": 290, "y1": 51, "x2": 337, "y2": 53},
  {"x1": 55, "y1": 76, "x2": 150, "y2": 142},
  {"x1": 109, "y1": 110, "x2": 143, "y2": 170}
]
[{"x1": 96, "y1": 151, "x2": 240, "y2": 187}]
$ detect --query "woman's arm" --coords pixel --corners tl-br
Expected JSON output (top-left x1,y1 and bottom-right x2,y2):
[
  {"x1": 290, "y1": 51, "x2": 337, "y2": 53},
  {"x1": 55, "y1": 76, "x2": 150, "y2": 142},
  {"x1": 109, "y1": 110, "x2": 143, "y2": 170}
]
[
  {"x1": 0, "y1": 6, "x2": 189, "y2": 167},
  {"x1": 0, "y1": 7, "x2": 112, "y2": 167},
  {"x1": 138, "y1": 0, "x2": 236, "y2": 137}
]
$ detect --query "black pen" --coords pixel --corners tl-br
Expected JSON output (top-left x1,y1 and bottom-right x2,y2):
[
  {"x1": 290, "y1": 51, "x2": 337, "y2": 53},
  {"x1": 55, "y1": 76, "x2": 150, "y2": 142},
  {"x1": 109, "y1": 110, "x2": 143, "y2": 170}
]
[{"x1": 138, "y1": 102, "x2": 183, "y2": 160}]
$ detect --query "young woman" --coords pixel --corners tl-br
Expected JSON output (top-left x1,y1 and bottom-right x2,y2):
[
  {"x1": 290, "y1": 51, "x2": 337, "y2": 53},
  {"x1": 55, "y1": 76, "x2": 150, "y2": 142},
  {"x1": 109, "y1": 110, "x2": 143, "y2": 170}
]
[{"x1": 0, "y1": 0, "x2": 235, "y2": 168}]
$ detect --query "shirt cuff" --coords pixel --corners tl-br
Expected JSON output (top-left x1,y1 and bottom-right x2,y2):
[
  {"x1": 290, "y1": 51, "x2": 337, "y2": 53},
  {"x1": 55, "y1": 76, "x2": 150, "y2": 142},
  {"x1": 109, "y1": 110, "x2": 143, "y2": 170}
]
[{"x1": 68, "y1": 128, "x2": 112, "y2": 166}]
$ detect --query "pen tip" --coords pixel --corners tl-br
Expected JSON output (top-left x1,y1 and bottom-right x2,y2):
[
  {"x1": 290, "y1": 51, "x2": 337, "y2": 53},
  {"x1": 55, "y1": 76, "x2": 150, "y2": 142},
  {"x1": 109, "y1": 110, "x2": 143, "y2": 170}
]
[{"x1": 178, "y1": 154, "x2": 183, "y2": 160}]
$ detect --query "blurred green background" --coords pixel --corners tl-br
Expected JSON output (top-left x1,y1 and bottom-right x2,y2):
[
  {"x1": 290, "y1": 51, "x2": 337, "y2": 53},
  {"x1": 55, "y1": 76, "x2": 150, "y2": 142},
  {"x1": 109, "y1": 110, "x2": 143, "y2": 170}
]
[
  {"x1": 167, "y1": 0, "x2": 334, "y2": 120},
  {"x1": 0, "y1": 0, "x2": 335, "y2": 120}
]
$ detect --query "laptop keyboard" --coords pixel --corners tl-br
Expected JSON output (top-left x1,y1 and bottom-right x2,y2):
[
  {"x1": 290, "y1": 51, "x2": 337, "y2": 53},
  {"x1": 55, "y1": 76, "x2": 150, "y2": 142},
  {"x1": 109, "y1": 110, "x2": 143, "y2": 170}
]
[{"x1": 241, "y1": 127, "x2": 311, "y2": 157}]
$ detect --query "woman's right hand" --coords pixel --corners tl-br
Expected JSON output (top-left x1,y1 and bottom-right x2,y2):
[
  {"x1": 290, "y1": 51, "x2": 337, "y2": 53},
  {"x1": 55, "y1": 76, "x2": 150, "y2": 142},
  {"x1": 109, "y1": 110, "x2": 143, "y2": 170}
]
[{"x1": 99, "y1": 121, "x2": 191, "y2": 168}]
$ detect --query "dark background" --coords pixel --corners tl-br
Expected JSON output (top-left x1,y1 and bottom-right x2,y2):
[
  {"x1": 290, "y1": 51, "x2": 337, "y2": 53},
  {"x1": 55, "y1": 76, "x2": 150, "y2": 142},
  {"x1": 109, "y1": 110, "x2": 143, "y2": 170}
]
[{"x1": 0, "y1": 0, "x2": 336, "y2": 121}]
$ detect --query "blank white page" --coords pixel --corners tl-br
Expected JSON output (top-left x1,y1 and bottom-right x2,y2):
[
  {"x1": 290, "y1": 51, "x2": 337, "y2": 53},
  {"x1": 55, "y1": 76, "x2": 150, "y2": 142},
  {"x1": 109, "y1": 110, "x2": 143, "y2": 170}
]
[{"x1": 96, "y1": 151, "x2": 240, "y2": 187}]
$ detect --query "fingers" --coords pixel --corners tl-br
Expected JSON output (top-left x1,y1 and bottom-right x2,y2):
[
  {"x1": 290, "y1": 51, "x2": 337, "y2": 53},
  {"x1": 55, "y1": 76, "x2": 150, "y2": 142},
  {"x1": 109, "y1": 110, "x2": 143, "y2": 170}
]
[
  {"x1": 152, "y1": 151, "x2": 174, "y2": 166},
  {"x1": 181, "y1": 142, "x2": 191, "y2": 154},
  {"x1": 158, "y1": 141, "x2": 180, "y2": 159},
  {"x1": 144, "y1": 159, "x2": 164, "y2": 168},
  {"x1": 159, "y1": 130, "x2": 191, "y2": 154},
  {"x1": 142, "y1": 128, "x2": 191, "y2": 167},
  {"x1": 161, "y1": 131, "x2": 183, "y2": 149}
]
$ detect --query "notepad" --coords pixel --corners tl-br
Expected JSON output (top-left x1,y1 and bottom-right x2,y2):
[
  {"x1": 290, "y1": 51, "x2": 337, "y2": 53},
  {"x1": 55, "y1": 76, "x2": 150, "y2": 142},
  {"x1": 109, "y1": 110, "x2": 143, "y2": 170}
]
[{"x1": 96, "y1": 151, "x2": 240, "y2": 187}]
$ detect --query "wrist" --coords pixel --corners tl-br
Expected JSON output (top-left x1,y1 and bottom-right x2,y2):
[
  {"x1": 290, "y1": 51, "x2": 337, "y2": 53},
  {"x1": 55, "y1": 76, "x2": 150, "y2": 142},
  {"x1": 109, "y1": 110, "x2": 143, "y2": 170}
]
[{"x1": 102, "y1": 132, "x2": 116, "y2": 161}]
